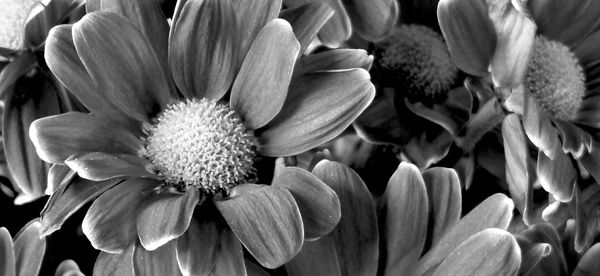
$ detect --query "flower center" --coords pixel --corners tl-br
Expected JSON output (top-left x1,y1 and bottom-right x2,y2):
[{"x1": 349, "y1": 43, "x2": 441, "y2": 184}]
[
  {"x1": 524, "y1": 36, "x2": 585, "y2": 120},
  {"x1": 0, "y1": 0, "x2": 38, "y2": 50},
  {"x1": 374, "y1": 24, "x2": 458, "y2": 101},
  {"x1": 144, "y1": 99, "x2": 257, "y2": 195}
]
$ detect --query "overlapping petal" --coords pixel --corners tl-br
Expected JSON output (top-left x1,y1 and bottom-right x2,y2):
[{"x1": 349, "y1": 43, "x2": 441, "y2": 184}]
[
  {"x1": 65, "y1": 152, "x2": 156, "y2": 181},
  {"x1": 342, "y1": 0, "x2": 399, "y2": 42},
  {"x1": 279, "y1": 3, "x2": 334, "y2": 55}
]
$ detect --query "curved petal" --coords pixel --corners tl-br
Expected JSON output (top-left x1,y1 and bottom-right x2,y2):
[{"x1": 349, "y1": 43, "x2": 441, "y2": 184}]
[
  {"x1": 573, "y1": 243, "x2": 600, "y2": 276},
  {"x1": 343, "y1": 0, "x2": 399, "y2": 42},
  {"x1": 231, "y1": 0, "x2": 281, "y2": 62},
  {"x1": 415, "y1": 193, "x2": 514, "y2": 275},
  {"x1": 438, "y1": 0, "x2": 496, "y2": 76},
  {"x1": 528, "y1": 0, "x2": 600, "y2": 47},
  {"x1": 29, "y1": 112, "x2": 143, "y2": 164},
  {"x1": 46, "y1": 164, "x2": 76, "y2": 195},
  {"x1": 93, "y1": 245, "x2": 135, "y2": 276},
  {"x1": 285, "y1": 236, "x2": 341, "y2": 276},
  {"x1": 422, "y1": 167, "x2": 462, "y2": 246},
  {"x1": 272, "y1": 166, "x2": 341, "y2": 240},
  {"x1": 137, "y1": 189, "x2": 199, "y2": 251},
  {"x1": 169, "y1": 0, "x2": 238, "y2": 100},
  {"x1": 23, "y1": 0, "x2": 85, "y2": 49},
  {"x1": 215, "y1": 184, "x2": 303, "y2": 269},
  {"x1": 133, "y1": 240, "x2": 182, "y2": 276},
  {"x1": 13, "y1": 220, "x2": 46, "y2": 276},
  {"x1": 487, "y1": 0, "x2": 536, "y2": 88},
  {"x1": 82, "y1": 178, "x2": 160, "y2": 253},
  {"x1": 230, "y1": 19, "x2": 300, "y2": 129},
  {"x1": 0, "y1": 50, "x2": 36, "y2": 100},
  {"x1": 554, "y1": 119, "x2": 592, "y2": 158},
  {"x1": 382, "y1": 163, "x2": 428, "y2": 276},
  {"x1": 257, "y1": 69, "x2": 375, "y2": 156},
  {"x1": 574, "y1": 30, "x2": 600, "y2": 68},
  {"x1": 518, "y1": 223, "x2": 567, "y2": 275},
  {"x1": 293, "y1": 49, "x2": 373, "y2": 77},
  {"x1": 537, "y1": 149, "x2": 576, "y2": 202},
  {"x1": 65, "y1": 152, "x2": 157, "y2": 181},
  {"x1": 279, "y1": 3, "x2": 334, "y2": 55},
  {"x1": 523, "y1": 90, "x2": 561, "y2": 159},
  {"x1": 283, "y1": 0, "x2": 351, "y2": 48},
  {"x1": 0, "y1": 228, "x2": 16, "y2": 276},
  {"x1": 312, "y1": 160, "x2": 378, "y2": 276},
  {"x1": 431, "y1": 229, "x2": 521, "y2": 276},
  {"x1": 176, "y1": 219, "x2": 218, "y2": 276},
  {"x1": 55, "y1": 259, "x2": 84, "y2": 276}
]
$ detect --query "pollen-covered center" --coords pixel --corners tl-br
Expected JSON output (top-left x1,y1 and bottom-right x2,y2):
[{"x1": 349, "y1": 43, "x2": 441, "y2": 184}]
[
  {"x1": 374, "y1": 24, "x2": 458, "y2": 100},
  {"x1": 524, "y1": 36, "x2": 585, "y2": 120},
  {"x1": 144, "y1": 99, "x2": 256, "y2": 195},
  {"x1": 0, "y1": 0, "x2": 38, "y2": 50}
]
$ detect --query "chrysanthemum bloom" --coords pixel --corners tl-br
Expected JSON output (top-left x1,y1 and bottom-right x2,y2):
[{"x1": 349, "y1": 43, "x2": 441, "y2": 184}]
[
  {"x1": 31, "y1": 0, "x2": 374, "y2": 273},
  {"x1": 0, "y1": 220, "x2": 84, "y2": 276},
  {"x1": 282, "y1": 0, "x2": 399, "y2": 48},
  {"x1": 0, "y1": 0, "x2": 85, "y2": 203},
  {"x1": 439, "y1": 0, "x2": 600, "y2": 212},
  {"x1": 283, "y1": 161, "x2": 521, "y2": 276}
]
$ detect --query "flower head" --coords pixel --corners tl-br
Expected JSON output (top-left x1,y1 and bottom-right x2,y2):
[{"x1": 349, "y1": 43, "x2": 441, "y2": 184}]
[{"x1": 0, "y1": 0, "x2": 39, "y2": 50}]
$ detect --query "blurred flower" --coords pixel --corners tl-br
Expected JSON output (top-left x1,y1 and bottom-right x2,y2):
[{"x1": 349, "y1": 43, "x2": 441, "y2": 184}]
[
  {"x1": 285, "y1": 161, "x2": 521, "y2": 276},
  {"x1": 0, "y1": 0, "x2": 39, "y2": 51},
  {"x1": 32, "y1": 0, "x2": 374, "y2": 273},
  {"x1": 0, "y1": 219, "x2": 83, "y2": 276}
]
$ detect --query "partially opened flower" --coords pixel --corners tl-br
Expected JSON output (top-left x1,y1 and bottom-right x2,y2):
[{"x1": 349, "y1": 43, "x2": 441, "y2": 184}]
[
  {"x1": 32, "y1": 0, "x2": 373, "y2": 273},
  {"x1": 285, "y1": 161, "x2": 521, "y2": 276}
]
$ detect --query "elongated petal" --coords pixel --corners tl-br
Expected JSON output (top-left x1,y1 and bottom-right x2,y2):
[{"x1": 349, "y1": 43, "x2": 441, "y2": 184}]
[
  {"x1": 231, "y1": 0, "x2": 281, "y2": 62},
  {"x1": 574, "y1": 89, "x2": 600, "y2": 129},
  {"x1": 342, "y1": 0, "x2": 399, "y2": 42},
  {"x1": 280, "y1": 3, "x2": 334, "y2": 55},
  {"x1": 574, "y1": 31, "x2": 600, "y2": 68},
  {"x1": 293, "y1": 49, "x2": 373, "y2": 77},
  {"x1": 0, "y1": 228, "x2": 16, "y2": 276},
  {"x1": 137, "y1": 189, "x2": 199, "y2": 251},
  {"x1": 383, "y1": 163, "x2": 428, "y2": 276},
  {"x1": 29, "y1": 112, "x2": 143, "y2": 164},
  {"x1": 73, "y1": 12, "x2": 170, "y2": 122},
  {"x1": 438, "y1": 0, "x2": 496, "y2": 76},
  {"x1": 415, "y1": 193, "x2": 514, "y2": 275},
  {"x1": 65, "y1": 152, "x2": 156, "y2": 181},
  {"x1": 13, "y1": 220, "x2": 46, "y2": 276},
  {"x1": 170, "y1": 0, "x2": 238, "y2": 100},
  {"x1": 83, "y1": 178, "x2": 159, "y2": 253},
  {"x1": 272, "y1": 166, "x2": 341, "y2": 240},
  {"x1": 24, "y1": 0, "x2": 84, "y2": 48},
  {"x1": 487, "y1": 0, "x2": 536, "y2": 88},
  {"x1": 537, "y1": 149, "x2": 575, "y2": 202},
  {"x1": 231, "y1": 19, "x2": 299, "y2": 129},
  {"x1": 176, "y1": 219, "x2": 218, "y2": 276},
  {"x1": 216, "y1": 184, "x2": 303, "y2": 268},
  {"x1": 285, "y1": 236, "x2": 341, "y2": 276},
  {"x1": 46, "y1": 164, "x2": 76, "y2": 195},
  {"x1": 523, "y1": 91, "x2": 561, "y2": 159},
  {"x1": 312, "y1": 160, "x2": 378, "y2": 276},
  {"x1": 554, "y1": 120, "x2": 592, "y2": 158},
  {"x1": 93, "y1": 245, "x2": 135, "y2": 276},
  {"x1": 257, "y1": 69, "x2": 374, "y2": 156},
  {"x1": 0, "y1": 50, "x2": 36, "y2": 100},
  {"x1": 283, "y1": 0, "x2": 351, "y2": 47},
  {"x1": 422, "y1": 167, "x2": 462, "y2": 245},
  {"x1": 40, "y1": 177, "x2": 122, "y2": 236},
  {"x1": 55, "y1": 259, "x2": 84, "y2": 276},
  {"x1": 431, "y1": 229, "x2": 521, "y2": 276},
  {"x1": 133, "y1": 241, "x2": 181, "y2": 276},
  {"x1": 574, "y1": 243, "x2": 600, "y2": 276},
  {"x1": 211, "y1": 228, "x2": 246, "y2": 276}
]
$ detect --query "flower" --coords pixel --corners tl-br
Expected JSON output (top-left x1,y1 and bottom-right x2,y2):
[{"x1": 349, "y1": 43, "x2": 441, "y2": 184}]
[
  {"x1": 0, "y1": 0, "x2": 39, "y2": 51},
  {"x1": 283, "y1": 161, "x2": 521, "y2": 276},
  {"x1": 0, "y1": 219, "x2": 84, "y2": 276},
  {"x1": 31, "y1": 0, "x2": 374, "y2": 273}
]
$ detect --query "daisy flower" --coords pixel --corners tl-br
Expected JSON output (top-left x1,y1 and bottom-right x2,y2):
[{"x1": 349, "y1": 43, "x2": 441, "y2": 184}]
[{"x1": 31, "y1": 0, "x2": 374, "y2": 273}]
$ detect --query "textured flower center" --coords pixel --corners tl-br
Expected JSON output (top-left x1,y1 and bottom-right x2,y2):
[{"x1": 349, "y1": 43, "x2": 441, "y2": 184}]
[
  {"x1": 0, "y1": 0, "x2": 38, "y2": 50},
  {"x1": 524, "y1": 36, "x2": 585, "y2": 120},
  {"x1": 374, "y1": 24, "x2": 458, "y2": 101},
  {"x1": 145, "y1": 99, "x2": 257, "y2": 195}
]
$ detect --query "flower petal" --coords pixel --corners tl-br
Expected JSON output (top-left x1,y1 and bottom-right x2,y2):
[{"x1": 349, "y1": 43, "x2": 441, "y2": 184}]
[
  {"x1": 272, "y1": 166, "x2": 341, "y2": 240},
  {"x1": 537, "y1": 149, "x2": 576, "y2": 202},
  {"x1": 0, "y1": 228, "x2": 16, "y2": 276},
  {"x1": 523, "y1": 90, "x2": 561, "y2": 159},
  {"x1": 230, "y1": 19, "x2": 299, "y2": 129},
  {"x1": 169, "y1": 0, "x2": 238, "y2": 100},
  {"x1": 574, "y1": 89, "x2": 600, "y2": 129},
  {"x1": 415, "y1": 193, "x2": 514, "y2": 275},
  {"x1": 46, "y1": 164, "x2": 76, "y2": 195},
  {"x1": 23, "y1": 0, "x2": 84, "y2": 49},
  {"x1": 93, "y1": 245, "x2": 135, "y2": 276},
  {"x1": 312, "y1": 160, "x2": 378, "y2": 276},
  {"x1": 285, "y1": 236, "x2": 341, "y2": 276},
  {"x1": 40, "y1": 177, "x2": 122, "y2": 236},
  {"x1": 487, "y1": 0, "x2": 536, "y2": 88},
  {"x1": 0, "y1": 49, "x2": 36, "y2": 99},
  {"x1": 83, "y1": 178, "x2": 159, "y2": 253},
  {"x1": 13, "y1": 220, "x2": 46, "y2": 276},
  {"x1": 431, "y1": 229, "x2": 521, "y2": 276},
  {"x1": 574, "y1": 30, "x2": 600, "y2": 68},
  {"x1": 65, "y1": 152, "x2": 157, "y2": 182},
  {"x1": 573, "y1": 243, "x2": 600, "y2": 276},
  {"x1": 343, "y1": 0, "x2": 399, "y2": 42},
  {"x1": 133, "y1": 240, "x2": 182, "y2": 276},
  {"x1": 215, "y1": 184, "x2": 303, "y2": 269},
  {"x1": 527, "y1": 0, "x2": 600, "y2": 47},
  {"x1": 176, "y1": 218, "x2": 218, "y2": 276},
  {"x1": 55, "y1": 259, "x2": 84, "y2": 276},
  {"x1": 517, "y1": 223, "x2": 567, "y2": 275},
  {"x1": 353, "y1": 93, "x2": 412, "y2": 145},
  {"x1": 73, "y1": 12, "x2": 170, "y2": 122},
  {"x1": 231, "y1": 0, "x2": 281, "y2": 62},
  {"x1": 29, "y1": 112, "x2": 143, "y2": 164},
  {"x1": 210, "y1": 228, "x2": 246, "y2": 276},
  {"x1": 257, "y1": 69, "x2": 375, "y2": 156},
  {"x1": 382, "y1": 163, "x2": 428, "y2": 276},
  {"x1": 283, "y1": 0, "x2": 351, "y2": 48},
  {"x1": 137, "y1": 189, "x2": 199, "y2": 251},
  {"x1": 293, "y1": 49, "x2": 373, "y2": 77},
  {"x1": 279, "y1": 3, "x2": 334, "y2": 55},
  {"x1": 438, "y1": 0, "x2": 496, "y2": 76},
  {"x1": 422, "y1": 167, "x2": 462, "y2": 246}
]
